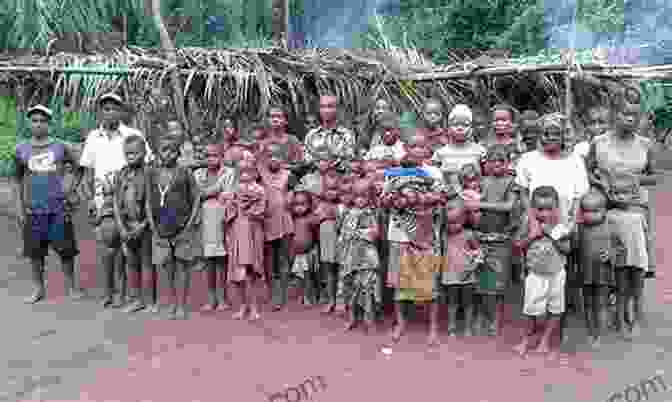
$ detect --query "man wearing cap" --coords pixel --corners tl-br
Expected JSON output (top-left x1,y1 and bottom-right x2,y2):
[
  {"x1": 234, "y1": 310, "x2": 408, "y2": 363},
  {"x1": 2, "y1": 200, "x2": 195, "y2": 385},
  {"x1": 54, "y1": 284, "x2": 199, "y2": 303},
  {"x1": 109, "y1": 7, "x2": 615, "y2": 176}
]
[
  {"x1": 14, "y1": 104, "x2": 84, "y2": 303},
  {"x1": 79, "y1": 93, "x2": 153, "y2": 306}
]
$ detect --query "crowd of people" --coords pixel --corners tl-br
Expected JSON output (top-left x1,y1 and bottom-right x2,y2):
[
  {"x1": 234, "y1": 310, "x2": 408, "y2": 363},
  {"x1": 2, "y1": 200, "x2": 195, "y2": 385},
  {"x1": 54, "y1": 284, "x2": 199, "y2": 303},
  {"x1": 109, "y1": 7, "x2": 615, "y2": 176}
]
[{"x1": 12, "y1": 82, "x2": 659, "y2": 358}]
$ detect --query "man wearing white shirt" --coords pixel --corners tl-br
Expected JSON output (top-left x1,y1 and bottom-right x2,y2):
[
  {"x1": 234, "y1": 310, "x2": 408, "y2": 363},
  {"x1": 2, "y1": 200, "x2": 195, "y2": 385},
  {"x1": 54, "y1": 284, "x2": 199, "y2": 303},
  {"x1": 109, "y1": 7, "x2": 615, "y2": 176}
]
[{"x1": 79, "y1": 93, "x2": 153, "y2": 306}]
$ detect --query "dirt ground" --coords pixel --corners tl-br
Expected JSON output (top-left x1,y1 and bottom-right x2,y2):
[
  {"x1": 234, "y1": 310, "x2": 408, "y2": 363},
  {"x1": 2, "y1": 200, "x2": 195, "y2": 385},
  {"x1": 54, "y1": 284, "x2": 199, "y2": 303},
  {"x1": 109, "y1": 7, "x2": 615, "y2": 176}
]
[{"x1": 0, "y1": 175, "x2": 671, "y2": 402}]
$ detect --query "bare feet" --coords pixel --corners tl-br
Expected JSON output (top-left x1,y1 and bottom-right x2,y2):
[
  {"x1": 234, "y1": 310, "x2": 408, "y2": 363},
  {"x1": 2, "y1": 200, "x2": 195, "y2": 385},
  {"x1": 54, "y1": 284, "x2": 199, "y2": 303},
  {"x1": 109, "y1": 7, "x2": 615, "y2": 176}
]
[
  {"x1": 176, "y1": 305, "x2": 188, "y2": 320},
  {"x1": 390, "y1": 323, "x2": 405, "y2": 344},
  {"x1": 335, "y1": 304, "x2": 347, "y2": 314},
  {"x1": 321, "y1": 303, "x2": 335, "y2": 314},
  {"x1": 168, "y1": 304, "x2": 179, "y2": 320},
  {"x1": 111, "y1": 295, "x2": 126, "y2": 308},
  {"x1": 200, "y1": 303, "x2": 216, "y2": 312},
  {"x1": 363, "y1": 319, "x2": 376, "y2": 334},
  {"x1": 546, "y1": 349, "x2": 560, "y2": 361},
  {"x1": 513, "y1": 338, "x2": 529, "y2": 357},
  {"x1": 101, "y1": 295, "x2": 114, "y2": 308},
  {"x1": 427, "y1": 329, "x2": 440, "y2": 347},
  {"x1": 343, "y1": 319, "x2": 358, "y2": 332},
  {"x1": 233, "y1": 306, "x2": 248, "y2": 320},
  {"x1": 248, "y1": 306, "x2": 261, "y2": 321},
  {"x1": 620, "y1": 325, "x2": 632, "y2": 341},
  {"x1": 122, "y1": 299, "x2": 145, "y2": 313},
  {"x1": 533, "y1": 341, "x2": 551, "y2": 354},
  {"x1": 216, "y1": 302, "x2": 231, "y2": 311},
  {"x1": 68, "y1": 288, "x2": 86, "y2": 300},
  {"x1": 24, "y1": 288, "x2": 45, "y2": 304},
  {"x1": 148, "y1": 304, "x2": 160, "y2": 314}
]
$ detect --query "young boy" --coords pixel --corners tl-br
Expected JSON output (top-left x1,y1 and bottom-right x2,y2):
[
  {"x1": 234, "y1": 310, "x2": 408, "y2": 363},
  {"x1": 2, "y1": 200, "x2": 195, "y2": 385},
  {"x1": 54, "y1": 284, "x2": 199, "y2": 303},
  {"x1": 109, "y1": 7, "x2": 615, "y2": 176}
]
[
  {"x1": 14, "y1": 104, "x2": 83, "y2": 303},
  {"x1": 146, "y1": 134, "x2": 201, "y2": 319},
  {"x1": 113, "y1": 134, "x2": 154, "y2": 313},
  {"x1": 513, "y1": 186, "x2": 572, "y2": 359}
]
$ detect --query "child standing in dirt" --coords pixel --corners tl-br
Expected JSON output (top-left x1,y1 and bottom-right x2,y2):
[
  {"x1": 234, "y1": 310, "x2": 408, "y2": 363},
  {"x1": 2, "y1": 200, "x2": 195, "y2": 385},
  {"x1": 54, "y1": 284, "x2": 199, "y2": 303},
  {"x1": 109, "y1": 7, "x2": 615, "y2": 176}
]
[{"x1": 146, "y1": 135, "x2": 201, "y2": 319}]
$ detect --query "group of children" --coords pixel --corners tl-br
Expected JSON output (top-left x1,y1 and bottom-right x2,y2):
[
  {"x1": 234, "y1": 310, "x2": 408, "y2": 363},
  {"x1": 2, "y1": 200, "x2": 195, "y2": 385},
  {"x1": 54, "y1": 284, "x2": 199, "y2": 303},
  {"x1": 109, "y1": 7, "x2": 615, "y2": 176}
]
[{"x1": 14, "y1": 90, "x2": 655, "y2": 359}]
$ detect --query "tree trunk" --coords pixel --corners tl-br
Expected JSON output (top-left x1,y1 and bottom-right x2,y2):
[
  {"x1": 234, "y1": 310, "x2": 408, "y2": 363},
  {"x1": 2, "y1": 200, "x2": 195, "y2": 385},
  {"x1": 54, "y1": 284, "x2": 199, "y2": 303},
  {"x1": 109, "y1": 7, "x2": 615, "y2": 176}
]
[
  {"x1": 271, "y1": 0, "x2": 289, "y2": 48},
  {"x1": 148, "y1": 0, "x2": 188, "y2": 134}
]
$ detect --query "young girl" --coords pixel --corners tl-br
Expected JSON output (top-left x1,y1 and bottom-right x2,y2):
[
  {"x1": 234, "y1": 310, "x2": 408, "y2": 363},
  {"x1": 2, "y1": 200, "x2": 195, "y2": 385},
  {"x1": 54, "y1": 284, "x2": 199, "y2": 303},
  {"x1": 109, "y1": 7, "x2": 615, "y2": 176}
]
[
  {"x1": 475, "y1": 144, "x2": 522, "y2": 336},
  {"x1": 146, "y1": 136, "x2": 201, "y2": 319},
  {"x1": 315, "y1": 160, "x2": 342, "y2": 313},
  {"x1": 195, "y1": 143, "x2": 238, "y2": 312},
  {"x1": 513, "y1": 186, "x2": 572, "y2": 359},
  {"x1": 364, "y1": 112, "x2": 405, "y2": 161},
  {"x1": 433, "y1": 104, "x2": 486, "y2": 188},
  {"x1": 385, "y1": 178, "x2": 445, "y2": 345},
  {"x1": 258, "y1": 143, "x2": 293, "y2": 311},
  {"x1": 484, "y1": 104, "x2": 525, "y2": 171},
  {"x1": 574, "y1": 105, "x2": 610, "y2": 161},
  {"x1": 430, "y1": 197, "x2": 482, "y2": 344},
  {"x1": 575, "y1": 190, "x2": 621, "y2": 348},
  {"x1": 607, "y1": 171, "x2": 649, "y2": 339},
  {"x1": 219, "y1": 116, "x2": 250, "y2": 163},
  {"x1": 358, "y1": 98, "x2": 394, "y2": 150},
  {"x1": 417, "y1": 98, "x2": 448, "y2": 152},
  {"x1": 288, "y1": 189, "x2": 321, "y2": 305},
  {"x1": 337, "y1": 177, "x2": 382, "y2": 332},
  {"x1": 221, "y1": 156, "x2": 267, "y2": 321}
]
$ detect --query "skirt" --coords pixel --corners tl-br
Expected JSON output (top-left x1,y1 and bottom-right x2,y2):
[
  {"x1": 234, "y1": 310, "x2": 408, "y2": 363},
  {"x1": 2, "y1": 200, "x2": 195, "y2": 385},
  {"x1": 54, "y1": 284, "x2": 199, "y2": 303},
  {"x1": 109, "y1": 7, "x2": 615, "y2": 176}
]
[
  {"x1": 388, "y1": 242, "x2": 442, "y2": 303},
  {"x1": 339, "y1": 269, "x2": 381, "y2": 314},
  {"x1": 201, "y1": 201, "x2": 227, "y2": 257},
  {"x1": 319, "y1": 221, "x2": 338, "y2": 263}
]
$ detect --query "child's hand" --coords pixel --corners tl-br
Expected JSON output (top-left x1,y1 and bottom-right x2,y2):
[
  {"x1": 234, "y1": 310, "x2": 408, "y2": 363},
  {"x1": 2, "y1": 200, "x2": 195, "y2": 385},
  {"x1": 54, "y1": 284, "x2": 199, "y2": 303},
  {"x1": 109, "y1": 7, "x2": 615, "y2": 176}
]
[
  {"x1": 120, "y1": 228, "x2": 130, "y2": 242},
  {"x1": 599, "y1": 248, "x2": 610, "y2": 262}
]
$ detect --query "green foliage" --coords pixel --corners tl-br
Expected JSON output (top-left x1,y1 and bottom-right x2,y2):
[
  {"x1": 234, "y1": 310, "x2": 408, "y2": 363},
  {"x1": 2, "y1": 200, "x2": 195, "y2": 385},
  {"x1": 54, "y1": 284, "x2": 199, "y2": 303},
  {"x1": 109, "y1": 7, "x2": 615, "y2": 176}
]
[
  {"x1": 355, "y1": 0, "x2": 626, "y2": 62},
  {"x1": 0, "y1": 0, "x2": 275, "y2": 51}
]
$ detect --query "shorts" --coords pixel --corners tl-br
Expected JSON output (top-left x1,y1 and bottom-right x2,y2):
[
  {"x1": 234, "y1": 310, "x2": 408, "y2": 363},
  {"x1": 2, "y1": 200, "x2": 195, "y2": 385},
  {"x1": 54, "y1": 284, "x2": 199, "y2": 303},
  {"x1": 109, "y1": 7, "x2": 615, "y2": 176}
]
[
  {"x1": 522, "y1": 269, "x2": 566, "y2": 316},
  {"x1": 23, "y1": 213, "x2": 78, "y2": 259},
  {"x1": 615, "y1": 266, "x2": 644, "y2": 293},
  {"x1": 152, "y1": 229, "x2": 200, "y2": 268}
]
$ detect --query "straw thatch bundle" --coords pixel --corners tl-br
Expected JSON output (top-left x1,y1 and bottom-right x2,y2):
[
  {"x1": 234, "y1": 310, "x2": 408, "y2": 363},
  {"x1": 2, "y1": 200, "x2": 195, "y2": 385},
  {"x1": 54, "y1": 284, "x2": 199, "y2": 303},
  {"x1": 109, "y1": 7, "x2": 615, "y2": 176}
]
[{"x1": 1, "y1": 45, "x2": 670, "y2": 144}]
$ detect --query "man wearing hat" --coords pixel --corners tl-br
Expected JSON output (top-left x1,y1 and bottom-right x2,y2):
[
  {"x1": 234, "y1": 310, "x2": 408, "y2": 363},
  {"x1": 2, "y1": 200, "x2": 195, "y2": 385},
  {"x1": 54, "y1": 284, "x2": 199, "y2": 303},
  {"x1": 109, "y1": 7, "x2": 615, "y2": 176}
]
[
  {"x1": 79, "y1": 93, "x2": 153, "y2": 307},
  {"x1": 14, "y1": 104, "x2": 84, "y2": 303}
]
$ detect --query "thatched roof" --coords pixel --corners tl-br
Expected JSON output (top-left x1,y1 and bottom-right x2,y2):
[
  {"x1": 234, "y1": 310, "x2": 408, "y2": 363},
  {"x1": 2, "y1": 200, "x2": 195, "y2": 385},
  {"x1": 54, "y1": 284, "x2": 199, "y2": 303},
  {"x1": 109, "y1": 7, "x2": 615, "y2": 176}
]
[{"x1": 1, "y1": 45, "x2": 670, "y2": 135}]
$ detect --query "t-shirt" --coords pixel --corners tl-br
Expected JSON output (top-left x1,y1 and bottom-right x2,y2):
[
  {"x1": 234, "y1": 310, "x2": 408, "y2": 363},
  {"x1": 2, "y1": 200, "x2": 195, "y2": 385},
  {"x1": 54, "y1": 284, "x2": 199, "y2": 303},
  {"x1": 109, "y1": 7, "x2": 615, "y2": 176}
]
[
  {"x1": 432, "y1": 142, "x2": 486, "y2": 173},
  {"x1": 515, "y1": 150, "x2": 589, "y2": 225},
  {"x1": 79, "y1": 124, "x2": 153, "y2": 210},
  {"x1": 15, "y1": 141, "x2": 74, "y2": 214},
  {"x1": 385, "y1": 164, "x2": 443, "y2": 242}
]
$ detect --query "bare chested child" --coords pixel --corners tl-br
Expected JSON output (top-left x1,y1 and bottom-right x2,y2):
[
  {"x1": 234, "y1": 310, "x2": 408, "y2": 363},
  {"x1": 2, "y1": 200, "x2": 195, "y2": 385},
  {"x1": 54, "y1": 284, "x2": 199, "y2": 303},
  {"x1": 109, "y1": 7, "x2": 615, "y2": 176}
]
[
  {"x1": 288, "y1": 190, "x2": 321, "y2": 305},
  {"x1": 113, "y1": 134, "x2": 154, "y2": 313}
]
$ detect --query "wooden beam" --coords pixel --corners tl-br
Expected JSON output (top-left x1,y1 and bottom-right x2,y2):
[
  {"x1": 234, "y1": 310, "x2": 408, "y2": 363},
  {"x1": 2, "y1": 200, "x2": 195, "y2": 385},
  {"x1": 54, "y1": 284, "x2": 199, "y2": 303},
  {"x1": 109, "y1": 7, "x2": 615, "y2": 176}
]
[{"x1": 0, "y1": 63, "x2": 670, "y2": 81}]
